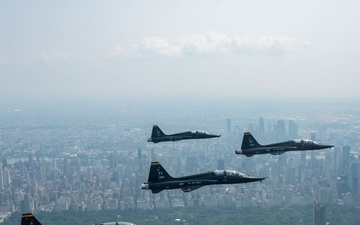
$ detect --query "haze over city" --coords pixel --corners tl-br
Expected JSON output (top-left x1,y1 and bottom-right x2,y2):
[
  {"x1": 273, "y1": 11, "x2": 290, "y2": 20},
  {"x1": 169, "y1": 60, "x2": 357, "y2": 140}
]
[
  {"x1": 1, "y1": 1, "x2": 360, "y2": 224},
  {"x1": 1, "y1": 0, "x2": 360, "y2": 105}
]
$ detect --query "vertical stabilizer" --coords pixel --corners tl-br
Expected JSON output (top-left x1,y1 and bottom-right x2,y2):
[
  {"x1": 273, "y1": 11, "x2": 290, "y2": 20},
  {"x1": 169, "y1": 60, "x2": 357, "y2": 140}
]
[
  {"x1": 148, "y1": 162, "x2": 174, "y2": 182},
  {"x1": 241, "y1": 132, "x2": 261, "y2": 150},
  {"x1": 151, "y1": 125, "x2": 166, "y2": 138},
  {"x1": 21, "y1": 213, "x2": 42, "y2": 225}
]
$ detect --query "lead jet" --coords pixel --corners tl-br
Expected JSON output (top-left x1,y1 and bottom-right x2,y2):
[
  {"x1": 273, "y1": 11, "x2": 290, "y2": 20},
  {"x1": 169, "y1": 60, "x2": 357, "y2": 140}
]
[
  {"x1": 235, "y1": 132, "x2": 334, "y2": 157},
  {"x1": 21, "y1": 213, "x2": 42, "y2": 225},
  {"x1": 141, "y1": 161, "x2": 265, "y2": 193},
  {"x1": 147, "y1": 125, "x2": 220, "y2": 143}
]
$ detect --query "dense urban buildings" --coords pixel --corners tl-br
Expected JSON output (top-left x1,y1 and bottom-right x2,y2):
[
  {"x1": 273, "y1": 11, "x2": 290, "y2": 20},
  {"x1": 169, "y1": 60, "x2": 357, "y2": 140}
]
[{"x1": 0, "y1": 100, "x2": 359, "y2": 223}]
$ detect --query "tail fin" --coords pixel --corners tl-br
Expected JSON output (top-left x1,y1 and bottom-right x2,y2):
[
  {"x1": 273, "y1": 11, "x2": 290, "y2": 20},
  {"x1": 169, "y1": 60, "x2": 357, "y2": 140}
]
[
  {"x1": 241, "y1": 132, "x2": 261, "y2": 150},
  {"x1": 148, "y1": 161, "x2": 174, "y2": 182},
  {"x1": 151, "y1": 125, "x2": 166, "y2": 138},
  {"x1": 21, "y1": 213, "x2": 42, "y2": 225}
]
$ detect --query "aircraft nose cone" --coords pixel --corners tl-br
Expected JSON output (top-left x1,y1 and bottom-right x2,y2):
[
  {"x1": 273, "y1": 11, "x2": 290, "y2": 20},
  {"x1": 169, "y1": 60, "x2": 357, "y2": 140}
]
[
  {"x1": 321, "y1": 144, "x2": 334, "y2": 149},
  {"x1": 254, "y1": 177, "x2": 266, "y2": 182},
  {"x1": 247, "y1": 177, "x2": 266, "y2": 182}
]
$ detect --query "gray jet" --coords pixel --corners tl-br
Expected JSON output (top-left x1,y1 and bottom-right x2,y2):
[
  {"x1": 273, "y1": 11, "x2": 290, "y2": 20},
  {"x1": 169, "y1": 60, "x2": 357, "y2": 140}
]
[
  {"x1": 141, "y1": 161, "x2": 265, "y2": 193},
  {"x1": 235, "y1": 132, "x2": 334, "y2": 157},
  {"x1": 147, "y1": 125, "x2": 220, "y2": 143}
]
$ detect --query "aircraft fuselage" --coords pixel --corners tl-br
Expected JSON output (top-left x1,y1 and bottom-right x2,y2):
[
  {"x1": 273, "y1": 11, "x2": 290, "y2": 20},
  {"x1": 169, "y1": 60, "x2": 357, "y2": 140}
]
[
  {"x1": 142, "y1": 170, "x2": 264, "y2": 193},
  {"x1": 236, "y1": 138, "x2": 334, "y2": 157},
  {"x1": 148, "y1": 131, "x2": 220, "y2": 143}
]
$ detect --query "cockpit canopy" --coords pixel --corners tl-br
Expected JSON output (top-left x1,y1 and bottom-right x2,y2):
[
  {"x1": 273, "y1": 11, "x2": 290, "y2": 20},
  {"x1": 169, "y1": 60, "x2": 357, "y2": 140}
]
[
  {"x1": 214, "y1": 170, "x2": 246, "y2": 177},
  {"x1": 294, "y1": 139, "x2": 318, "y2": 145},
  {"x1": 194, "y1": 130, "x2": 210, "y2": 134}
]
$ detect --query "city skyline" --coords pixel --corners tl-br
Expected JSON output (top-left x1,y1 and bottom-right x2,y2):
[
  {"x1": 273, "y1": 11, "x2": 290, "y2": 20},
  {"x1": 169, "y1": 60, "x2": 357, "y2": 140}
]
[{"x1": 1, "y1": 100, "x2": 360, "y2": 224}]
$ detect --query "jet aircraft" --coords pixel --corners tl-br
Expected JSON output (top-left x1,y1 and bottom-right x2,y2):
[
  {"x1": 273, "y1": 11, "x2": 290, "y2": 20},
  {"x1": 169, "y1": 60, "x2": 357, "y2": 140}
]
[
  {"x1": 21, "y1": 213, "x2": 42, "y2": 225},
  {"x1": 235, "y1": 132, "x2": 334, "y2": 157},
  {"x1": 141, "y1": 161, "x2": 265, "y2": 193},
  {"x1": 147, "y1": 125, "x2": 220, "y2": 143}
]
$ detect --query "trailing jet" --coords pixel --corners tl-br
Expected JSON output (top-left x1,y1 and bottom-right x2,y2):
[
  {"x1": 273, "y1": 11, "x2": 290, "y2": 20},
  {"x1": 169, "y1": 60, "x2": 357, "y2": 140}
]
[
  {"x1": 21, "y1": 213, "x2": 42, "y2": 225},
  {"x1": 235, "y1": 132, "x2": 334, "y2": 157},
  {"x1": 147, "y1": 125, "x2": 220, "y2": 143},
  {"x1": 141, "y1": 161, "x2": 265, "y2": 193}
]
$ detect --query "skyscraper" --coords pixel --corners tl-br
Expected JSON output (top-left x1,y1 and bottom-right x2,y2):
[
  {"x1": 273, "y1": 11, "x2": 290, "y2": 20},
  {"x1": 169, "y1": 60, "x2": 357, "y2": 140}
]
[
  {"x1": 288, "y1": 120, "x2": 298, "y2": 139},
  {"x1": 276, "y1": 120, "x2": 286, "y2": 141},
  {"x1": 313, "y1": 203, "x2": 326, "y2": 225},
  {"x1": 351, "y1": 162, "x2": 358, "y2": 197},
  {"x1": 217, "y1": 159, "x2": 224, "y2": 170},
  {"x1": 342, "y1": 146, "x2": 351, "y2": 171},
  {"x1": 226, "y1": 118, "x2": 231, "y2": 135},
  {"x1": 0, "y1": 167, "x2": 3, "y2": 191},
  {"x1": 311, "y1": 132, "x2": 317, "y2": 141},
  {"x1": 137, "y1": 149, "x2": 142, "y2": 160},
  {"x1": 258, "y1": 117, "x2": 265, "y2": 139}
]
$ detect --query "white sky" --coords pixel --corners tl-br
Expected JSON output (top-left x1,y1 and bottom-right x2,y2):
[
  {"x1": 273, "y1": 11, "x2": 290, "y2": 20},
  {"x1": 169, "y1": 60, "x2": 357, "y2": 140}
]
[{"x1": 1, "y1": 0, "x2": 360, "y2": 104}]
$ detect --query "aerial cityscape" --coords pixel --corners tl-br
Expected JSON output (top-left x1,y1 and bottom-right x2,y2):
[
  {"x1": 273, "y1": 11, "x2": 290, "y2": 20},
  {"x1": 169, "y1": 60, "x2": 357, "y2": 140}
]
[
  {"x1": 1, "y1": 1, "x2": 360, "y2": 224},
  {"x1": 1, "y1": 99, "x2": 360, "y2": 224}
]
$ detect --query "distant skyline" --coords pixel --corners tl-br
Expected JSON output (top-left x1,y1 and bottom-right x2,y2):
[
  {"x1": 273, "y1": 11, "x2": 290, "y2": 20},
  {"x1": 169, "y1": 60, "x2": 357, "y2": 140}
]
[{"x1": 1, "y1": 1, "x2": 360, "y2": 104}]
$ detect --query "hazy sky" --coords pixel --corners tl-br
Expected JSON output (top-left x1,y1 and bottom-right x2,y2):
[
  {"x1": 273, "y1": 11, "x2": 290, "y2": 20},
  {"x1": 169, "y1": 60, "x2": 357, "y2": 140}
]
[{"x1": 1, "y1": 0, "x2": 360, "y2": 104}]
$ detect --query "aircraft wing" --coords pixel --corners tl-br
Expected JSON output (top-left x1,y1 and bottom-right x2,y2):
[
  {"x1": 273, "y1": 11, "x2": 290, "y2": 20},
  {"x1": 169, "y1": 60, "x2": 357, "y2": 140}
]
[
  {"x1": 181, "y1": 185, "x2": 204, "y2": 192},
  {"x1": 270, "y1": 151, "x2": 286, "y2": 155},
  {"x1": 268, "y1": 146, "x2": 298, "y2": 155},
  {"x1": 151, "y1": 189, "x2": 163, "y2": 194}
]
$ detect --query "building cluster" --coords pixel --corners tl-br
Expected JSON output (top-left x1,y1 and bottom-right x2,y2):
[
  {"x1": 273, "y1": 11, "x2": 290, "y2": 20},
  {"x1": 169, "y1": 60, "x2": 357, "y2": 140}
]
[{"x1": 0, "y1": 107, "x2": 360, "y2": 223}]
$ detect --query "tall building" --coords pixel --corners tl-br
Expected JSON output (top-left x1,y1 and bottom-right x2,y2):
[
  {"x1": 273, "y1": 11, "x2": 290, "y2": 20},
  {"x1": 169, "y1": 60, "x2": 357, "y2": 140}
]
[
  {"x1": 63, "y1": 158, "x2": 69, "y2": 175},
  {"x1": 217, "y1": 159, "x2": 224, "y2": 170},
  {"x1": 285, "y1": 167, "x2": 295, "y2": 185},
  {"x1": 318, "y1": 188, "x2": 329, "y2": 204},
  {"x1": 276, "y1": 120, "x2": 286, "y2": 141},
  {"x1": 351, "y1": 162, "x2": 358, "y2": 197},
  {"x1": 109, "y1": 153, "x2": 114, "y2": 169},
  {"x1": 2, "y1": 158, "x2": 7, "y2": 169},
  {"x1": 137, "y1": 149, "x2": 143, "y2": 173},
  {"x1": 318, "y1": 127, "x2": 326, "y2": 143},
  {"x1": 313, "y1": 203, "x2": 326, "y2": 225},
  {"x1": 341, "y1": 146, "x2": 351, "y2": 171},
  {"x1": 333, "y1": 146, "x2": 341, "y2": 175},
  {"x1": 3, "y1": 168, "x2": 10, "y2": 188},
  {"x1": 0, "y1": 167, "x2": 3, "y2": 191},
  {"x1": 301, "y1": 151, "x2": 306, "y2": 166},
  {"x1": 288, "y1": 120, "x2": 298, "y2": 139},
  {"x1": 324, "y1": 154, "x2": 332, "y2": 181},
  {"x1": 258, "y1": 117, "x2": 265, "y2": 139},
  {"x1": 20, "y1": 193, "x2": 35, "y2": 213},
  {"x1": 226, "y1": 118, "x2": 231, "y2": 135},
  {"x1": 311, "y1": 132, "x2": 317, "y2": 141}
]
